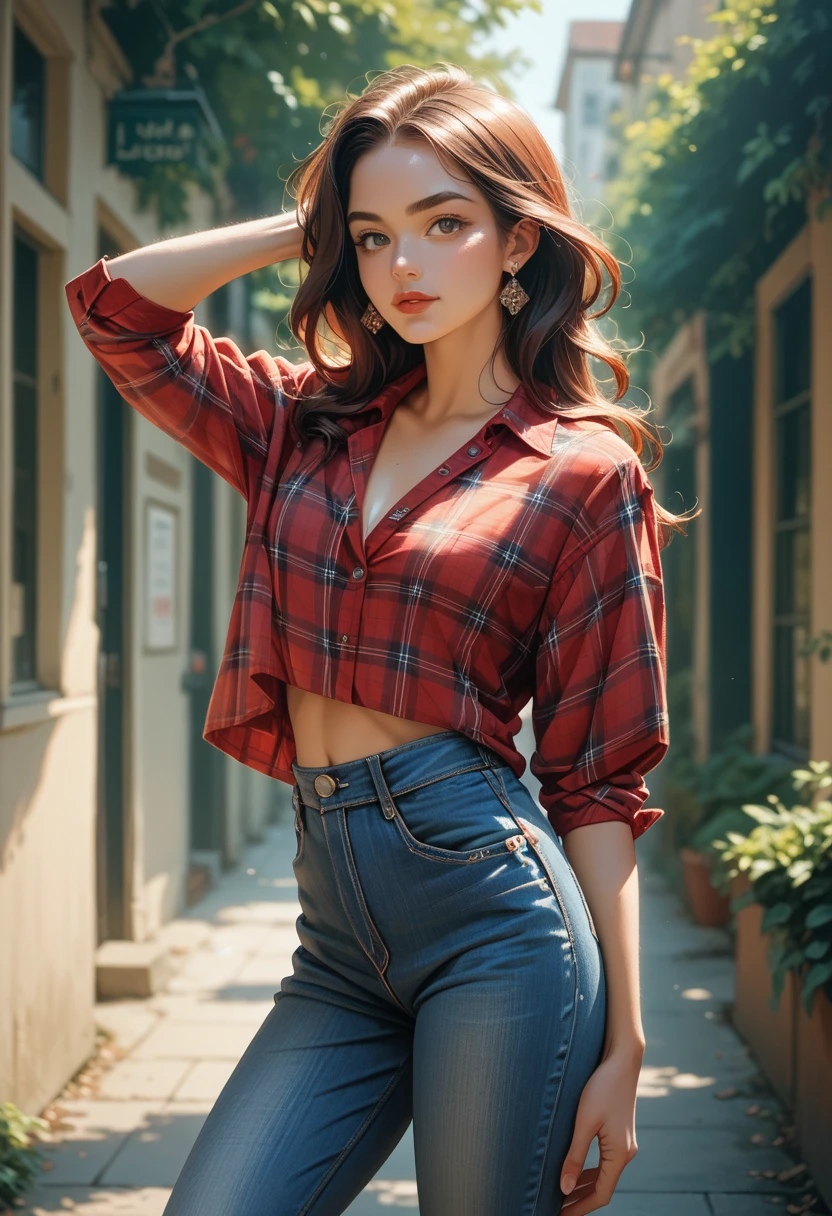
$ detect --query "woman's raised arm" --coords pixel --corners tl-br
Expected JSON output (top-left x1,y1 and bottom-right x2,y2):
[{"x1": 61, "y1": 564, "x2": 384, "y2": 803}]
[
  {"x1": 106, "y1": 210, "x2": 304, "y2": 313},
  {"x1": 64, "y1": 211, "x2": 313, "y2": 500}
]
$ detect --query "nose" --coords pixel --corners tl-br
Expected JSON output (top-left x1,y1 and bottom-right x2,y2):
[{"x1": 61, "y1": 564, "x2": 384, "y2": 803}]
[{"x1": 390, "y1": 242, "x2": 421, "y2": 283}]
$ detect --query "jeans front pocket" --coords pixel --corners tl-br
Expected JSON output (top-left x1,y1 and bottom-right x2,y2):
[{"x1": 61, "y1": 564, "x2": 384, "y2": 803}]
[
  {"x1": 387, "y1": 767, "x2": 527, "y2": 865},
  {"x1": 487, "y1": 766, "x2": 600, "y2": 944}
]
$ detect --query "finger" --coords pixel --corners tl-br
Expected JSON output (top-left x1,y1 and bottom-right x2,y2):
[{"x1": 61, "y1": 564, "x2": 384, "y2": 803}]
[
  {"x1": 559, "y1": 1167, "x2": 598, "y2": 1206},
  {"x1": 559, "y1": 1132, "x2": 596, "y2": 1196},
  {"x1": 561, "y1": 1155, "x2": 630, "y2": 1216}
]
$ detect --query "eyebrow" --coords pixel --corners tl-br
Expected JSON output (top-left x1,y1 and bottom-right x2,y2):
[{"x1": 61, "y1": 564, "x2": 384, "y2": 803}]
[{"x1": 346, "y1": 190, "x2": 476, "y2": 225}]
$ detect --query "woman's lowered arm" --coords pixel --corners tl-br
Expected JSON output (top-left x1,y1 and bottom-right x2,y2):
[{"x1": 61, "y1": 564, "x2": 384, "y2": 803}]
[{"x1": 563, "y1": 821, "x2": 646, "y2": 1056}]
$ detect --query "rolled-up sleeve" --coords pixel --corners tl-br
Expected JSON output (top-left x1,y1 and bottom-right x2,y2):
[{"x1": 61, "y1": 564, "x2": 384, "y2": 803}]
[
  {"x1": 530, "y1": 454, "x2": 670, "y2": 841},
  {"x1": 65, "y1": 256, "x2": 314, "y2": 499}
]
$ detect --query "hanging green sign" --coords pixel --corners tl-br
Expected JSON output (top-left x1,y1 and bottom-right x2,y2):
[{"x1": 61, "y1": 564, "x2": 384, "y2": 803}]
[{"x1": 107, "y1": 88, "x2": 222, "y2": 175}]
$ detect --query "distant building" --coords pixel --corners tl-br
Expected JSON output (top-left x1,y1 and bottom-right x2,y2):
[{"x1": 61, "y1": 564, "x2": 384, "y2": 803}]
[{"x1": 553, "y1": 20, "x2": 625, "y2": 222}]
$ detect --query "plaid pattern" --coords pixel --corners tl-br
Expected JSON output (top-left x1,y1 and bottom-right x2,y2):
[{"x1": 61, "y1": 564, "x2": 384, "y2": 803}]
[{"x1": 66, "y1": 256, "x2": 669, "y2": 840}]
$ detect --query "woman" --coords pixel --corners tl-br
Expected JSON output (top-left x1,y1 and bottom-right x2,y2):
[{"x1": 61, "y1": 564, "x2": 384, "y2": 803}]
[{"x1": 66, "y1": 62, "x2": 693, "y2": 1216}]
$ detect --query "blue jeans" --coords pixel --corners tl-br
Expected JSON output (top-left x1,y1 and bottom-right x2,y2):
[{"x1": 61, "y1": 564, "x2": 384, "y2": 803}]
[{"x1": 163, "y1": 730, "x2": 607, "y2": 1215}]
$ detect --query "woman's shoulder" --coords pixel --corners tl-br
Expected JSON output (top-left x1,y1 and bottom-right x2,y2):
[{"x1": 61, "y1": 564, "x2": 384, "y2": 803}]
[{"x1": 550, "y1": 413, "x2": 651, "y2": 498}]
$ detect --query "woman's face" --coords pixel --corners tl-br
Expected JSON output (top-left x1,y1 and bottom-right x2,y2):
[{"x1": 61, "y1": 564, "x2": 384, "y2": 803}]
[{"x1": 346, "y1": 139, "x2": 530, "y2": 344}]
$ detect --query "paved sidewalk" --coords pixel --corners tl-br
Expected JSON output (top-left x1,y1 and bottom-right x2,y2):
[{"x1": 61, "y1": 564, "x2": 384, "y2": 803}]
[{"x1": 23, "y1": 811, "x2": 822, "y2": 1215}]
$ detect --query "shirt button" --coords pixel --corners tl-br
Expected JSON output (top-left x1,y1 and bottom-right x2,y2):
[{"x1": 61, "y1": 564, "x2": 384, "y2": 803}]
[
  {"x1": 341, "y1": 634, "x2": 349, "y2": 643},
  {"x1": 296, "y1": 440, "x2": 302, "y2": 448},
  {"x1": 437, "y1": 465, "x2": 450, "y2": 475},
  {"x1": 467, "y1": 445, "x2": 479, "y2": 456},
  {"x1": 352, "y1": 566, "x2": 365, "y2": 580}
]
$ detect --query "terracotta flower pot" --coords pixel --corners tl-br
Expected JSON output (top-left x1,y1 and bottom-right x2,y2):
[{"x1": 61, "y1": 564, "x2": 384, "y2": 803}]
[
  {"x1": 795, "y1": 984, "x2": 832, "y2": 1209},
  {"x1": 679, "y1": 846, "x2": 731, "y2": 926},
  {"x1": 730, "y1": 872, "x2": 797, "y2": 1107}
]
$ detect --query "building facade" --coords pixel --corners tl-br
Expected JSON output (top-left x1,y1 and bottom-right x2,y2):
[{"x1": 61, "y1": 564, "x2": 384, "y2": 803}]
[
  {"x1": 0, "y1": 0, "x2": 281, "y2": 1113},
  {"x1": 553, "y1": 20, "x2": 626, "y2": 224},
  {"x1": 602, "y1": 0, "x2": 832, "y2": 777}
]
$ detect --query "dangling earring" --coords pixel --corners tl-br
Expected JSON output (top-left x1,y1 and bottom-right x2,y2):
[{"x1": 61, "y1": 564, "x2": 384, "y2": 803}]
[
  {"x1": 499, "y1": 261, "x2": 530, "y2": 315},
  {"x1": 361, "y1": 302, "x2": 384, "y2": 333}
]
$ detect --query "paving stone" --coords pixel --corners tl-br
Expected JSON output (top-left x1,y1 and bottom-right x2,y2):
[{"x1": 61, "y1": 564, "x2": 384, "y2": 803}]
[
  {"x1": 611, "y1": 1126, "x2": 797, "y2": 1193},
  {"x1": 233, "y1": 954, "x2": 295, "y2": 986},
  {"x1": 171, "y1": 1059, "x2": 237, "y2": 1101},
  {"x1": 205, "y1": 922, "x2": 275, "y2": 953},
  {"x1": 100, "y1": 1103, "x2": 211, "y2": 1187},
  {"x1": 96, "y1": 1059, "x2": 194, "y2": 1101},
  {"x1": 131, "y1": 1020, "x2": 258, "y2": 1060},
  {"x1": 146, "y1": 993, "x2": 271, "y2": 1022},
  {"x1": 93, "y1": 1002, "x2": 162, "y2": 1052},
  {"x1": 605, "y1": 1197, "x2": 711, "y2": 1215},
  {"x1": 639, "y1": 953, "x2": 735, "y2": 1014},
  {"x1": 34, "y1": 1101, "x2": 166, "y2": 1185},
  {"x1": 154, "y1": 919, "x2": 212, "y2": 955},
  {"x1": 709, "y1": 1194, "x2": 806, "y2": 1214},
  {"x1": 636, "y1": 1010, "x2": 773, "y2": 1127},
  {"x1": 24, "y1": 1185, "x2": 170, "y2": 1214}
]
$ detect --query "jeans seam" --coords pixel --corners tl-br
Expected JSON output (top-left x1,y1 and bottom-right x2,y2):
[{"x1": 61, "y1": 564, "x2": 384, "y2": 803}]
[
  {"x1": 528, "y1": 950, "x2": 581, "y2": 1215},
  {"x1": 320, "y1": 812, "x2": 388, "y2": 976},
  {"x1": 481, "y1": 772, "x2": 584, "y2": 1214},
  {"x1": 296, "y1": 1054, "x2": 412, "y2": 1216}
]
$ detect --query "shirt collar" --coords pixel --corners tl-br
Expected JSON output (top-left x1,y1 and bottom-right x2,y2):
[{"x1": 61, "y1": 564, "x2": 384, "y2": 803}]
[{"x1": 350, "y1": 360, "x2": 560, "y2": 457}]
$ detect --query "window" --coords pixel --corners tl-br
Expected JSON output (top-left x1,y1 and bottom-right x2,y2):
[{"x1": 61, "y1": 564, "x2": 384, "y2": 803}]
[
  {"x1": 11, "y1": 229, "x2": 40, "y2": 687},
  {"x1": 772, "y1": 276, "x2": 812, "y2": 756},
  {"x1": 663, "y1": 377, "x2": 697, "y2": 680},
  {"x1": 11, "y1": 23, "x2": 45, "y2": 180},
  {"x1": 582, "y1": 92, "x2": 601, "y2": 126}
]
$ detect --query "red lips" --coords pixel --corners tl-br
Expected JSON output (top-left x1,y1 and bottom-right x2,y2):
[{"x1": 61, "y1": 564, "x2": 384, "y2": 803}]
[
  {"x1": 393, "y1": 291, "x2": 438, "y2": 314},
  {"x1": 392, "y1": 291, "x2": 437, "y2": 304}
]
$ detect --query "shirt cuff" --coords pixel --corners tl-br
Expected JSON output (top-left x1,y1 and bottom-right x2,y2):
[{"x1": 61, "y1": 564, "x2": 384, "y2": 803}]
[{"x1": 65, "y1": 256, "x2": 193, "y2": 331}]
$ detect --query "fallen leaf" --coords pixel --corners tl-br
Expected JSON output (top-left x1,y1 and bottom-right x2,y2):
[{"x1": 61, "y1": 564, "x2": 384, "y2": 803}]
[{"x1": 777, "y1": 1164, "x2": 808, "y2": 1182}]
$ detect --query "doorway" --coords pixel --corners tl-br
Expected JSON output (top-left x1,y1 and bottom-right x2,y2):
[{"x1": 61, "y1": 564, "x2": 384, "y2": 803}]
[{"x1": 94, "y1": 233, "x2": 131, "y2": 943}]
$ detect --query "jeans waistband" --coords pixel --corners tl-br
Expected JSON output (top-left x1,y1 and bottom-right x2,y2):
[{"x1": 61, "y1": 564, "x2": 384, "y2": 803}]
[{"x1": 291, "y1": 729, "x2": 502, "y2": 814}]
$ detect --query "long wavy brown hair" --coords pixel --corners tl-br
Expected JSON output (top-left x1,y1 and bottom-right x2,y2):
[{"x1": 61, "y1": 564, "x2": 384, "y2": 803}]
[{"x1": 283, "y1": 61, "x2": 697, "y2": 543}]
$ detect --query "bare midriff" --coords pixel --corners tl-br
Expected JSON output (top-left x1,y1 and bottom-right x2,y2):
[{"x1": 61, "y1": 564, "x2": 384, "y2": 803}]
[
  {"x1": 286, "y1": 685, "x2": 448, "y2": 767},
  {"x1": 285, "y1": 383, "x2": 504, "y2": 770}
]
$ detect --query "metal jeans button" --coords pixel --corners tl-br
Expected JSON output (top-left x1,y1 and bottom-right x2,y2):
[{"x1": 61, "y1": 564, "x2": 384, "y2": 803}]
[{"x1": 313, "y1": 773, "x2": 338, "y2": 797}]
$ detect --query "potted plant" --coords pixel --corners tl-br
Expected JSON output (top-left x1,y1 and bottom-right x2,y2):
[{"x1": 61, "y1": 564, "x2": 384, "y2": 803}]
[
  {"x1": 709, "y1": 761, "x2": 832, "y2": 1205},
  {"x1": 676, "y1": 724, "x2": 796, "y2": 927}
]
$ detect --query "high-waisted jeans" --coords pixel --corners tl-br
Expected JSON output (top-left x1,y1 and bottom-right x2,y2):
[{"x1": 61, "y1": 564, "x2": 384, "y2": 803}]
[{"x1": 162, "y1": 729, "x2": 607, "y2": 1216}]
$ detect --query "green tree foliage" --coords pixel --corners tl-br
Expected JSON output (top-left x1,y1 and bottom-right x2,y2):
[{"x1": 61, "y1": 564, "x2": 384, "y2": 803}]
[
  {"x1": 605, "y1": 0, "x2": 832, "y2": 361},
  {"x1": 101, "y1": 0, "x2": 538, "y2": 227}
]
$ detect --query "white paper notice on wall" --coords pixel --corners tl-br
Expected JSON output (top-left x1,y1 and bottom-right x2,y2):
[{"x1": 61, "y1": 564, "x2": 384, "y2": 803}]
[{"x1": 145, "y1": 501, "x2": 177, "y2": 652}]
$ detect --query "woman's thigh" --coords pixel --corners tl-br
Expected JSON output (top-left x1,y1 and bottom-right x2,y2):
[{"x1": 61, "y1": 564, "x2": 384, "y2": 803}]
[
  {"x1": 398, "y1": 767, "x2": 607, "y2": 1216},
  {"x1": 162, "y1": 993, "x2": 413, "y2": 1216}
]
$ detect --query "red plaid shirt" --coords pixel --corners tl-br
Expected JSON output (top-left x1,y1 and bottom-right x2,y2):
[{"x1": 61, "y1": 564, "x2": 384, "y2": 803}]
[{"x1": 66, "y1": 256, "x2": 669, "y2": 839}]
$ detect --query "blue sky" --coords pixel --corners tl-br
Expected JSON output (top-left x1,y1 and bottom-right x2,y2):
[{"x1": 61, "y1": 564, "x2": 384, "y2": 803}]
[{"x1": 479, "y1": 0, "x2": 632, "y2": 156}]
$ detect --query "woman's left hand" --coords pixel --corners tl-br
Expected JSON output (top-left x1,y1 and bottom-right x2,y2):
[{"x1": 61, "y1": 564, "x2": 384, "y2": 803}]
[{"x1": 558, "y1": 1048, "x2": 643, "y2": 1213}]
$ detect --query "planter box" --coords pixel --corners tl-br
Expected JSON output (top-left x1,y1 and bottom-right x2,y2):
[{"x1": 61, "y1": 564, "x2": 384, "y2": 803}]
[
  {"x1": 730, "y1": 873, "x2": 797, "y2": 1107},
  {"x1": 795, "y1": 985, "x2": 832, "y2": 1210},
  {"x1": 680, "y1": 846, "x2": 731, "y2": 926}
]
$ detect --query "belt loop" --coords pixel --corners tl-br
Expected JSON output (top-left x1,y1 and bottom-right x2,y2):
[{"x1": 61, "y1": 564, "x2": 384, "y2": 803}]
[
  {"x1": 365, "y1": 754, "x2": 397, "y2": 820},
  {"x1": 476, "y1": 742, "x2": 496, "y2": 769}
]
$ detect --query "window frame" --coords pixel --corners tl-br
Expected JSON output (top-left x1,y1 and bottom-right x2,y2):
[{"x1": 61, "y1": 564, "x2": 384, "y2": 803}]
[{"x1": 770, "y1": 274, "x2": 812, "y2": 759}]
